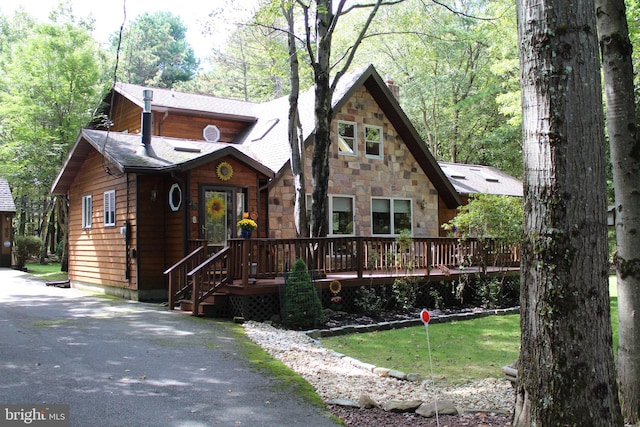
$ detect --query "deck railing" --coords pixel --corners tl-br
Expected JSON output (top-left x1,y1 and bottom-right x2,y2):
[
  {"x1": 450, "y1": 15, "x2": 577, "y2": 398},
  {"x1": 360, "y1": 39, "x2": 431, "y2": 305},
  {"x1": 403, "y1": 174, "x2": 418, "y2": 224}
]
[
  {"x1": 167, "y1": 236, "x2": 519, "y2": 315},
  {"x1": 230, "y1": 236, "x2": 519, "y2": 284}
]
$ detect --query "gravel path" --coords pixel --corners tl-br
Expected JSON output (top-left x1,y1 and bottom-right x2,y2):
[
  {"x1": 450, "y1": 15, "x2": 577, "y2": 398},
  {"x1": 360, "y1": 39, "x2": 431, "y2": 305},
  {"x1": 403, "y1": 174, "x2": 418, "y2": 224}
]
[{"x1": 243, "y1": 321, "x2": 515, "y2": 425}]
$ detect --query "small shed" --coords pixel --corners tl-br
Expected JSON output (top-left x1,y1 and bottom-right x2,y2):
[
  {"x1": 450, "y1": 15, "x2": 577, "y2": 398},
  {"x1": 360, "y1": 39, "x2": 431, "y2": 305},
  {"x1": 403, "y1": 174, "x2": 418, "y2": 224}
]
[{"x1": 0, "y1": 178, "x2": 16, "y2": 267}]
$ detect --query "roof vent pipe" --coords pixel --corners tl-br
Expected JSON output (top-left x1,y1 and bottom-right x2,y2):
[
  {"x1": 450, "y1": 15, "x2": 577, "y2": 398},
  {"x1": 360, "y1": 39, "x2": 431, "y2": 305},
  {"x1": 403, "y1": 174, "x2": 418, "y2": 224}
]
[{"x1": 142, "y1": 89, "x2": 153, "y2": 147}]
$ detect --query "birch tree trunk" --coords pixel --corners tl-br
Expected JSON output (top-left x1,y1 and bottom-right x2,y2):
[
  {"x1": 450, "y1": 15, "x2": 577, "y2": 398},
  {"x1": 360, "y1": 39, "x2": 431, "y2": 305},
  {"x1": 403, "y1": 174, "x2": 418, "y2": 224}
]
[
  {"x1": 283, "y1": 3, "x2": 308, "y2": 237},
  {"x1": 514, "y1": 0, "x2": 623, "y2": 424},
  {"x1": 596, "y1": 0, "x2": 640, "y2": 422}
]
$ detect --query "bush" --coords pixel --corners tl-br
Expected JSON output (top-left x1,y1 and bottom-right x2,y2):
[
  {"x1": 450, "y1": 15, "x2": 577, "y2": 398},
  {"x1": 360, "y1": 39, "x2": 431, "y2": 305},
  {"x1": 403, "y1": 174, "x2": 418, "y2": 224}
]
[
  {"x1": 354, "y1": 284, "x2": 390, "y2": 315},
  {"x1": 14, "y1": 235, "x2": 43, "y2": 270},
  {"x1": 283, "y1": 259, "x2": 322, "y2": 329}
]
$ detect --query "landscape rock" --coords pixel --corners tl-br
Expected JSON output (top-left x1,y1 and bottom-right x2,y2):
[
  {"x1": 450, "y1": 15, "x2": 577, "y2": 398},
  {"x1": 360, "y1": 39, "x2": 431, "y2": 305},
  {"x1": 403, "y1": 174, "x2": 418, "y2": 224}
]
[
  {"x1": 416, "y1": 399, "x2": 459, "y2": 418},
  {"x1": 358, "y1": 394, "x2": 379, "y2": 409},
  {"x1": 326, "y1": 398, "x2": 359, "y2": 407},
  {"x1": 382, "y1": 399, "x2": 423, "y2": 413}
]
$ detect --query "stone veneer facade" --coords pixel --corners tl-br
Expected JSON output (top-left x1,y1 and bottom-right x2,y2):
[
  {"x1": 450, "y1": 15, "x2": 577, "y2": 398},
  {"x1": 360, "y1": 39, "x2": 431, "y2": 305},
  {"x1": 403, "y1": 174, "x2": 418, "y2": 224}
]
[{"x1": 268, "y1": 86, "x2": 439, "y2": 239}]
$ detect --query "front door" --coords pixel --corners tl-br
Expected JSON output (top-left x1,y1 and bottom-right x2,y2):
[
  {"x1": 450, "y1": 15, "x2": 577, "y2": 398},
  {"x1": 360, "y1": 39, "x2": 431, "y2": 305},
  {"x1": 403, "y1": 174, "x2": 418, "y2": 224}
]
[{"x1": 201, "y1": 186, "x2": 247, "y2": 250}]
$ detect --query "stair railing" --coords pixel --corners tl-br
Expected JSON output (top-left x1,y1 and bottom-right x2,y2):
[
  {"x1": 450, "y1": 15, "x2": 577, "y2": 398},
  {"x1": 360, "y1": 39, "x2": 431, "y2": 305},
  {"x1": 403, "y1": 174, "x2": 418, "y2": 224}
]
[
  {"x1": 186, "y1": 246, "x2": 231, "y2": 316},
  {"x1": 164, "y1": 243, "x2": 207, "y2": 310}
]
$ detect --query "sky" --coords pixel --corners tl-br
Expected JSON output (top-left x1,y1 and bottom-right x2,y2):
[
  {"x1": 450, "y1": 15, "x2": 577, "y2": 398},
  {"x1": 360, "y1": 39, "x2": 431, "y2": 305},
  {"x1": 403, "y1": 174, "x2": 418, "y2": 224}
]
[{"x1": 1, "y1": 0, "x2": 244, "y2": 63}]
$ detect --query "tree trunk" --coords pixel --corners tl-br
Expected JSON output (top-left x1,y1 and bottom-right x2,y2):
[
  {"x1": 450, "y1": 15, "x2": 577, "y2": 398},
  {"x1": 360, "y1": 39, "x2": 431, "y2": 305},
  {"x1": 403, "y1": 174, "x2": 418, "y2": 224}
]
[
  {"x1": 55, "y1": 196, "x2": 69, "y2": 272},
  {"x1": 596, "y1": 0, "x2": 640, "y2": 422},
  {"x1": 283, "y1": 3, "x2": 308, "y2": 237},
  {"x1": 514, "y1": 0, "x2": 623, "y2": 425},
  {"x1": 310, "y1": 0, "x2": 334, "y2": 238}
]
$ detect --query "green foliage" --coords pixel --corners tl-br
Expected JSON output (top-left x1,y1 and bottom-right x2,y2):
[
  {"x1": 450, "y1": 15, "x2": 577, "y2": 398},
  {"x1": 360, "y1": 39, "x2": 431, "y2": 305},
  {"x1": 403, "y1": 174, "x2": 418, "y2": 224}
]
[
  {"x1": 112, "y1": 11, "x2": 198, "y2": 88},
  {"x1": 284, "y1": 259, "x2": 322, "y2": 329},
  {"x1": 347, "y1": 0, "x2": 522, "y2": 175},
  {"x1": 443, "y1": 193, "x2": 523, "y2": 245},
  {"x1": 353, "y1": 285, "x2": 389, "y2": 315},
  {"x1": 14, "y1": 235, "x2": 43, "y2": 269},
  {"x1": 392, "y1": 276, "x2": 420, "y2": 312}
]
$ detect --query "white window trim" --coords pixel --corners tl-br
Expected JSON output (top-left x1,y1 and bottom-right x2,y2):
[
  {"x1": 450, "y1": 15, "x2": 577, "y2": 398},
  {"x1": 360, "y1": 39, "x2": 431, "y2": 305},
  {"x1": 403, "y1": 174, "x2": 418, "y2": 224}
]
[
  {"x1": 371, "y1": 197, "x2": 413, "y2": 236},
  {"x1": 364, "y1": 124, "x2": 383, "y2": 159},
  {"x1": 329, "y1": 195, "x2": 355, "y2": 236},
  {"x1": 82, "y1": 195, "x2": 92, "y2": 229},
  {"x1": 337, "y1": 120, "x2": 358, "y2": 156},
  {"x1": 104, "y1": 190, "x2": 116, "y2": 227}
]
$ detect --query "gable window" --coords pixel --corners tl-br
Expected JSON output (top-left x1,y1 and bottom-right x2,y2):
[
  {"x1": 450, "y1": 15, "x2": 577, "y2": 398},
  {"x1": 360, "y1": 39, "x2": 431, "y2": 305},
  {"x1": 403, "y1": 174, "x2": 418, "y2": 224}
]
[
  {"x1": 365, "y1": 125, "x2": 383, "y2": 158},
  {"x1": 330, "y1": 195, "x2": 354, "y2": 235},
  {"x1": 82, "y1": 195, "x2": 92, "y2": 229},
  {"x1": 337, "y1": 121, "x2": 357, "y2": 156},
  {"x1": 104, "y1": 190, "x2": 116, "y2": 227},
  {"x1": 372, "y1": 198, "x2": 412, "y2": 235}
]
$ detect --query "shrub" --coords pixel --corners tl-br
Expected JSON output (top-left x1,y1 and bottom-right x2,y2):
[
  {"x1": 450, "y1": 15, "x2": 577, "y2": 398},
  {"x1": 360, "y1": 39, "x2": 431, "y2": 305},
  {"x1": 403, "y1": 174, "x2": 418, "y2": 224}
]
[
  {"x1": 392, "y1": 276, "x2": 420, "y2": 312},
  {"x1": 14, "y1": 235, "x2": 43, "y2": 270},
  {"x1": 283, "y1": 259, "x2": 322, "y2": 329},
  {"x1": 354, "y1": 284, "x2": 389, "y2": 315}
]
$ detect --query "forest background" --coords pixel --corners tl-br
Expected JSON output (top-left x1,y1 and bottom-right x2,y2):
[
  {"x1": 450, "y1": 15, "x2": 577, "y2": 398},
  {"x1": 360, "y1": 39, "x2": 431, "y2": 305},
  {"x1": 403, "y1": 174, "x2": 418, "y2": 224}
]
[{"x1": 0, "y1": 0, "x2": 633, "y2": 257}]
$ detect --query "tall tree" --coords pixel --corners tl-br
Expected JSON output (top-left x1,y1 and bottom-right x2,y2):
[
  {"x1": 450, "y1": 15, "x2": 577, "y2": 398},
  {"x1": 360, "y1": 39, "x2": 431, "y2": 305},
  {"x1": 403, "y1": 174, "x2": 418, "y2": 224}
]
[
  {"x1": 596, "y1": 0, "x2": 640, "y2": 422},
  {"x1": 282, "y1": 2, "x2": 308, "y2": 236},
  {"x1": 347, "y1": 0, "x2": 523, "y2": 177},
  {"x1": 0, "y1": 10, "x2": 108, "y2": 267},
  {"x1": 112, "y1": 11, "x2": 198, "y2": 88},
  {"x1": 296, "y1": 0, "x2": 402, "y2": 237},
  {"x1": 514, "y1": 0, "x2": 623, "y2": 424}
]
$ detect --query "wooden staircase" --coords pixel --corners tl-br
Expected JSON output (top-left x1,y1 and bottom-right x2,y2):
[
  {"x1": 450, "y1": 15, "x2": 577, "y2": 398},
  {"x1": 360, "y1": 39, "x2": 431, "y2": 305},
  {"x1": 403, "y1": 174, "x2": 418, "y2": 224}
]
[{"x1": 165, "y1": 244, "x2": 233, "y2": 316}]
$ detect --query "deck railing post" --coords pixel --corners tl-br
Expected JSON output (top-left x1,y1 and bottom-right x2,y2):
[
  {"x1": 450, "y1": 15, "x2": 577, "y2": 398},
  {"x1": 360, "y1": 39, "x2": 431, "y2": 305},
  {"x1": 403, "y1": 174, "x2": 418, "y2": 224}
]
[
  {"x1": 168, "y1": 273, "x2": 175, "y2": 311},
  {"x1": 356, "y1": 237, "x2": 364, "y2": 278},
  {"x1": 241, "y1": 239, "x2": 249, "y2": 286},
  {"x1": 191, "y1": 271, "x2": 200, "y2": 316}
]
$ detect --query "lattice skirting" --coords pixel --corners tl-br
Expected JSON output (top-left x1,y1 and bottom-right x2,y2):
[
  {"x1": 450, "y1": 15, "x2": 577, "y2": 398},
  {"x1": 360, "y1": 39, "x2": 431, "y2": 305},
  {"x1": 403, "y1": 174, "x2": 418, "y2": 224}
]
[{"x1": 228, "y1": 294, "x2": 281, "y2": 322}]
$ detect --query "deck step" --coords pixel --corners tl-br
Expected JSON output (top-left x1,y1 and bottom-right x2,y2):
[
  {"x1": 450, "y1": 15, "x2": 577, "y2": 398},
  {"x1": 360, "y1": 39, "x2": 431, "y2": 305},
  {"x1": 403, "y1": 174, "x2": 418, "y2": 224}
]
[{"x1": 178, "y1": 293, "x2": 228, "y2": 317}]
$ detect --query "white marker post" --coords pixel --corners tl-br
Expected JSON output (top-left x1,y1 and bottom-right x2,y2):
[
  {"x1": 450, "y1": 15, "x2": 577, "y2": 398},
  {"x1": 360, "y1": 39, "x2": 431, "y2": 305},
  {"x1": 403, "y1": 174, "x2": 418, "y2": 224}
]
[{"x1": 421, "y1": 309, "x2": 439, "y2": 426}]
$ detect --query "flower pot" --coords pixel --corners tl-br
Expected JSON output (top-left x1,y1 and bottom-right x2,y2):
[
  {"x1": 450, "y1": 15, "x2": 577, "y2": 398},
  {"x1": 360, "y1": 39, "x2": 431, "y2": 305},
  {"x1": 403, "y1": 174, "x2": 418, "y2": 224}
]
[{"x1": 241, "y1": 229, "x2": 252, "y2": 239}]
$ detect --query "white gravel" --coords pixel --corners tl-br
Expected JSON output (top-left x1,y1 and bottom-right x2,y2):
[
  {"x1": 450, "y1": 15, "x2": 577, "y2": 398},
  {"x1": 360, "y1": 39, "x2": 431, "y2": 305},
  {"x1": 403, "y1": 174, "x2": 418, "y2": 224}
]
[{"x1": 242, "y1": 321, "x2": 515, "y2": 413}]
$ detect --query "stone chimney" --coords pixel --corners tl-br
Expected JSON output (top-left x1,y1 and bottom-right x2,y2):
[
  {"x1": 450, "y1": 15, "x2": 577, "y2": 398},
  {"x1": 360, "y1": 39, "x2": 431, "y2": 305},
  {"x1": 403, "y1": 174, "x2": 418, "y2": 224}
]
[{"x1": 385, "y1": 75, "x2": 400, "y2": 101}]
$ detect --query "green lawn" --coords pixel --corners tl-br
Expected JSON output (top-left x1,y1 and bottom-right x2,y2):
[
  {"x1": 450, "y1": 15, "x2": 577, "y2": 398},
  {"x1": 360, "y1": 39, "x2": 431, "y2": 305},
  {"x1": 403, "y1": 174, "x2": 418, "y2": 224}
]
[
  {"x1": 321, "y1": 276, "x2": 620, "y2": 384},
  {"x1": 25, "y1": 261, "x2": 68, "y2": 282}
]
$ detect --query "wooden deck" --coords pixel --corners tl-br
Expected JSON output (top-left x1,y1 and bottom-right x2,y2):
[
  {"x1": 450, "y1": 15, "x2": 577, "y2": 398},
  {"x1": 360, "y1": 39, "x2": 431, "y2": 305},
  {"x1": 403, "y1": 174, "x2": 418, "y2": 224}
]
[{"x1": 165, "y1": 236, "x2": 520, "y2": 318}]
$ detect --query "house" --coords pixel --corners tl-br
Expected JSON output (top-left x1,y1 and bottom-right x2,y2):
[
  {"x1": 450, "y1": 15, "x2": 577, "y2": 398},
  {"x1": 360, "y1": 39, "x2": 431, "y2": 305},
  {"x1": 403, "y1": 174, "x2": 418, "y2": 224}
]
[
  {"x1": 51, "y1": 64, "x2": 478, "y2": 302},
  {"x1": 0, "y1": 178, "x2": 16, "y2": 267},
  {"x1": 437, "y1": 162, "x2": 523, "y2": 232}
]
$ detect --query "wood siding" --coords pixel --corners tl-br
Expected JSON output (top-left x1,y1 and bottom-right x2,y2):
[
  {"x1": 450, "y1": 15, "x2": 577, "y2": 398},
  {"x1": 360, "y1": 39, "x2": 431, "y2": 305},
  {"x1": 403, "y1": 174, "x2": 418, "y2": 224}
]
[
  {"x1": 108, "y1": 92, "x2": 252, "y2": 143},
  {"x1": 68, "y1": 149, "x2": 136, "y2": 291},
  {"x1": 188, "y1": 157, "x2": 269, "y2": 239},
  {"x1": 136, "y1": 175, "x2": 185, "y2": 298}
]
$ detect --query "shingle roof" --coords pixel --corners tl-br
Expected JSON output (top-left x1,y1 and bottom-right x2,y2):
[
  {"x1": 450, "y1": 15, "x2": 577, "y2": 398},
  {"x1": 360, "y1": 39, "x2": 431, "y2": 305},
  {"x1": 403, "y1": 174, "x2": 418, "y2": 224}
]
[
  {"x1": 0, "y1": 178, "x2": 16, "y2": 213},
  {"x1": 114, "y1": 82, "x2": 259, "y2": 121},
  {"x1": 438, "y1": 162, "x2": 523, "y2": 197},
  {"x1": 52, "y1": 65, "x2": 462, "y2": 208}
]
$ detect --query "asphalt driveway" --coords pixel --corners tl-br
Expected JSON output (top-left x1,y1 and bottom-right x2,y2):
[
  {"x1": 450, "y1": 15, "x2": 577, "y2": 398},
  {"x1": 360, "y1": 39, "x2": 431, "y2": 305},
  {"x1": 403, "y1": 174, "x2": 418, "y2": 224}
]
[{"x1": 0, "y1": 268, "x2": 339, "y2": 427}]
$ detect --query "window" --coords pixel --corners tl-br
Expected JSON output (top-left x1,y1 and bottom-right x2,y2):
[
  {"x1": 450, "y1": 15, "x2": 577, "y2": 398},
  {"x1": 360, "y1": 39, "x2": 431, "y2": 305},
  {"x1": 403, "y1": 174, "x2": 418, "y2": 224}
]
[
  {"x1": 337, "y1": 121, "x2": 357, "y2": 156},
  {"x1": 372, "y1": 198, "x2": 412, "y2": 235},
  {"x1": 104, "y1": 190, "x2": 116, "y2": 226},
  {"x1": 330, "y1": 195, "x2": 354, "y2": 235},
  {"x1": 365, "y1": 125, "x2": 383, "y2": 158},
  {"x1": 82, "y1": 195, "x2": 92, "y2": 229}
]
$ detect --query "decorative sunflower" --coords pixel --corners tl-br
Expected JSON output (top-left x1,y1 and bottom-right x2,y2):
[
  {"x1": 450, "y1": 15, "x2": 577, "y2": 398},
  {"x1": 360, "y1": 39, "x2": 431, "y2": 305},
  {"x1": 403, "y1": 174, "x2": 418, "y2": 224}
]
[
  {"x1": 216, "y1": 161, "x2": 233, "y2": 181},
  {"x1": 207, "y1": 195, "x2": 226, "y2": 220},
  {"x1": 329, "y1": 280, "x2": 342, "y2": 295}
]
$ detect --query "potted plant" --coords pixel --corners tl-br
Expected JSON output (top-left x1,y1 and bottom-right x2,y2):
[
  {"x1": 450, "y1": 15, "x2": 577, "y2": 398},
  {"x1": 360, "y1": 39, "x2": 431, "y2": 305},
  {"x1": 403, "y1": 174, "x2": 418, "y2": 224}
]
[{"x1": 237, "y1": 218, "x2": 257, "y2": 238}]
